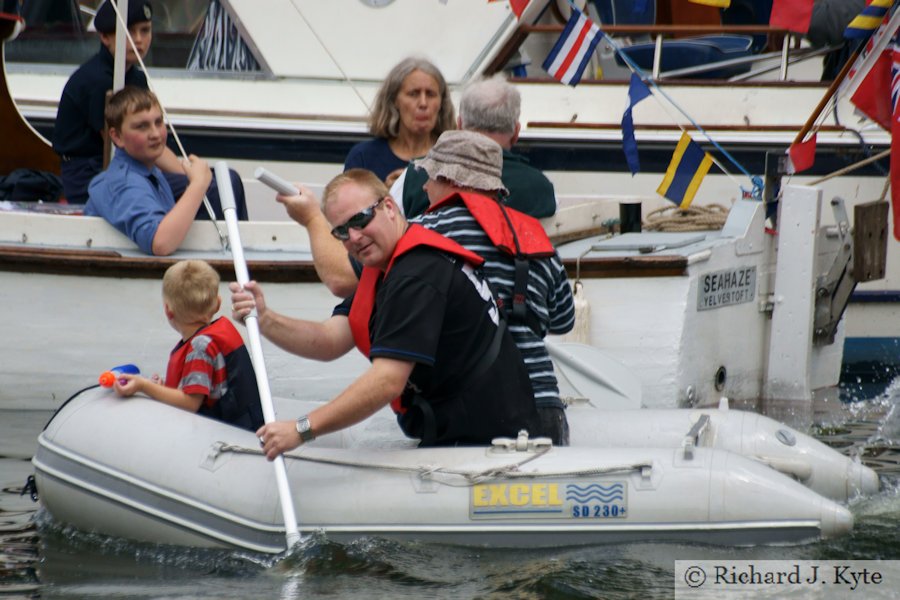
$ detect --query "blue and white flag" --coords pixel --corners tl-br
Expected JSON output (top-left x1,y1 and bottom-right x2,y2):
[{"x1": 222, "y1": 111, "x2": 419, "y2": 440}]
[
  {"x1": 542, "y1": 10, "x2": 602, "y2": 86},
  {"x1": 621, "y1": 73, "x2": 651, "y2": 175}
]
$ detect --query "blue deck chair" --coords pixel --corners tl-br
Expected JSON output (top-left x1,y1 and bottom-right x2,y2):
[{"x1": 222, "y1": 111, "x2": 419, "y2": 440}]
[
  {"x1": 593, "y1": 0, "x2": 756, "y2": 79},
  {"x1": 615, "y1": 34, "x2": 755, "y2": 79}
]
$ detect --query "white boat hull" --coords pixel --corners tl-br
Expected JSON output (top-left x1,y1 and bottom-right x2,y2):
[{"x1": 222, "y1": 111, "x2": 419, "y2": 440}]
[{"x1": 0, "y1": 188, "x2": 857, "y2": 424}]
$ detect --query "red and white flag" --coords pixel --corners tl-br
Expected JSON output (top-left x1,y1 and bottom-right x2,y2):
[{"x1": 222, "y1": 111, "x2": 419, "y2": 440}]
[
  {"x1": 541, "y1": 10, "x2": 603, "y2": 86},
  {"x1": 838, "y1": 7, "x2": 900, "y2": 101},
  {"x1": 854, "y1": 30, "x2": 900, "y2": 240}
]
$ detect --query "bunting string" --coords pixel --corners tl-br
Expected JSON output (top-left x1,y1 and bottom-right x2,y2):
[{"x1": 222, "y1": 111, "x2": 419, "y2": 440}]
[{"x1": 558, "y1": 0, "x2": 763, "y2": 199}]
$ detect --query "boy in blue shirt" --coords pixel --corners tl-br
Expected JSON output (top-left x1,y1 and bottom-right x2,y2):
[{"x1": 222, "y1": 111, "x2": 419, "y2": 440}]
[{"x1": 85, "y1": 86, "x2": 211, "y2": 256}]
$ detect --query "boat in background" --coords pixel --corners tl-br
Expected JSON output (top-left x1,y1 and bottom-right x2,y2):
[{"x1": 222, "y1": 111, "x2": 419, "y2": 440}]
[
  {"x1": 31, "y1": 386, "x2": 866, "y2": 554},
  {"x1": 4, "y1": 1, "x2": 890, "y2": 214},
  {"x1": 0, "y1": 179, "x2": 885, "y2": 432},
  {"x1": 1, "y1": 8, "x2": 889, "y2": 421},
  {"x1": 3, "y1": 1, "x2": 896, "y2": 394}
]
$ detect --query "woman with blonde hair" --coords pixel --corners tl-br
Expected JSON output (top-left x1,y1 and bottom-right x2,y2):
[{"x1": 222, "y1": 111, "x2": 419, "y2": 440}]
[{"x1": 344, "y1": 56, "x2": 455, "y2": 185}]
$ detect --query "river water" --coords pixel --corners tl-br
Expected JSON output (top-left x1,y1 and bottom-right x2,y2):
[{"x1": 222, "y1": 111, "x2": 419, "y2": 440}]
[{"x1": 3, "y1": 384, "x2": 900, "y2": 599}]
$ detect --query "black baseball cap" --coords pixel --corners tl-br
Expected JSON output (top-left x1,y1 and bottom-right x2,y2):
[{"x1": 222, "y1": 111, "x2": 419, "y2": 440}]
[{"x1": 94, "y1": 1, "x2": 153, "y2": 34}]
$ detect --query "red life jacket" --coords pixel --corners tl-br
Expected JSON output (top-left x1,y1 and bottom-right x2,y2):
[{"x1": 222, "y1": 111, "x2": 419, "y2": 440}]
[
  {"x1": 427, "y1": 191, "x2": 554, "y2": 330},
  {"x1": 347, "y1": 223, "x2": 485, "y2": 413},
  {"x1": 427, "y1": 191, "x2": 556, "y2": 257}
]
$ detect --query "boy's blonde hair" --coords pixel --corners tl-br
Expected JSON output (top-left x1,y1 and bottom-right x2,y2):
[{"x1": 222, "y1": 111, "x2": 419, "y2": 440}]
[
  {"x1": 105, "y1": 85, "x2": 161, "y2": 132},
  {"x1": 163, "y1": 260, "x2": 220, "y2": 322}
]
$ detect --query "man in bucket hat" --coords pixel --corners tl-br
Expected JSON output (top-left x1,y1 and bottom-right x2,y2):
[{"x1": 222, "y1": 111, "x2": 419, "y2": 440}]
[{"x1": 415, "y1": 130, "x2": 575, "y2": 445}]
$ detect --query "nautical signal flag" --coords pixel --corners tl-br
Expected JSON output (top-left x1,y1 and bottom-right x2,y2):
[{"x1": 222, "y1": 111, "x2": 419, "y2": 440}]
[
  {"x1": 845, "y1": 0, "x2": 893, "y2": 40},
  {"x1": 851, "y1": 34, "x2": 894, "y2": 130},
  {"x1": 621, "y1": 73, "x2": 652, "y2": 175},
  {"x1": 542, "y1": 10, "x2": 602, "y2": 86},
  {"x1": 787, "y1": 133, "x2": 817, "y2": 174},
  {"x1": 851, "y1": 29, "x2": 900, "y2": 240},
  {"x1": 488, "y1": 0, "x2": 529, "y2": 18},
  {"x1": 839, "y1": 7, "x2": 900, "y2": 101},
  {"x1": 769, "y1": 0, "x2": 814, "y2": 34},
  {"x1": 656, "y1": 132, "x2": 713, "y2": 209}
]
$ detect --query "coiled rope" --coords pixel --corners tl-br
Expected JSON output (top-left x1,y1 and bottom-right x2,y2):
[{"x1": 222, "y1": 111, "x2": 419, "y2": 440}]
[{"x1": 642, "y1": 204, "x2": 731, "y2": 232}]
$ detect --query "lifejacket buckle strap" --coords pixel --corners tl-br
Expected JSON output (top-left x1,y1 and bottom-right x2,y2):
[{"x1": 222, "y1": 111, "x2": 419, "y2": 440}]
[{"x1": 413, "y1": 396, "x2": 437, "y2": 447}]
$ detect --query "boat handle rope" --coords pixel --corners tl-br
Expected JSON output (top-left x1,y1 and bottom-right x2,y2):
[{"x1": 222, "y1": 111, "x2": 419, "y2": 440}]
[{"x1": 211, "y1": 442, "x2": 653, "y2": 486}]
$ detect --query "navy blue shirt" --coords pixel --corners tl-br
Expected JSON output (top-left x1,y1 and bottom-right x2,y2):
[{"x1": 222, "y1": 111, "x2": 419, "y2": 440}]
[
  {"x1": 343, "y1": 137, "x2": 408, "y2": 181},
  {"x1": 52, "y1": 45, "x2": 148, "y2": 158}
]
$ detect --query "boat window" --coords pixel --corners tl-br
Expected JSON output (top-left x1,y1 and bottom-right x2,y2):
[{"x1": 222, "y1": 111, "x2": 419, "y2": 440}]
[{"x1": 6, "y1": 0, "x2": 259, "y2": 72}]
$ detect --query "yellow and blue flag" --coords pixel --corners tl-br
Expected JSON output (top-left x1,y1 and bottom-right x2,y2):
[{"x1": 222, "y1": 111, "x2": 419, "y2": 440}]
[
  {"x1": 656, "y1": 132, "x2": 713, "y2": 209},
  {"x1": 845, "y1": 0, "x2": 893, "y2": 40}
]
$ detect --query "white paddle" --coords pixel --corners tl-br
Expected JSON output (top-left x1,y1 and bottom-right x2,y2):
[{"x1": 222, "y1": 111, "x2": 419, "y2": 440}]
[
  {"x1": 255, "y1": 167, "x2": 299, "y2": 196},
  {"x1": 215, "y1": 162, "x2": 302, "y2": 549}
]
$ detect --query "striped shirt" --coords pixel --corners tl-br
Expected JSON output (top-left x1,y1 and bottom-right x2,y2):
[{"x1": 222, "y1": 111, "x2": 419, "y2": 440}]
[{"x1": 414, "y1": 204, "x2": 575, "y2": 408}]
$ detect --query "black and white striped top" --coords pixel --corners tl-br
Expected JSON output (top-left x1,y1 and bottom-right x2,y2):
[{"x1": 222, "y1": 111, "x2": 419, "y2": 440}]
[{"x1": 414, "y1": 204, "x2": 575, "y2": 409}]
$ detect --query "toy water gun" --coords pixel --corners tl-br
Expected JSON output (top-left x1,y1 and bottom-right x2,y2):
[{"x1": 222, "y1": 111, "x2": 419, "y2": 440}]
[{"x1": 98, "y1": 364, "x2": 141, "y2": 387}]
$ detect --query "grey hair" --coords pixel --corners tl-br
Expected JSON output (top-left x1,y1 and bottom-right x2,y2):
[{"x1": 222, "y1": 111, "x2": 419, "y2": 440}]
[
  {"x1": 458, "y1": 74, "x2": 520, "y2": 134},
  {"x1": 368, "y1": 57, "x2": 456, "y2": 139}
]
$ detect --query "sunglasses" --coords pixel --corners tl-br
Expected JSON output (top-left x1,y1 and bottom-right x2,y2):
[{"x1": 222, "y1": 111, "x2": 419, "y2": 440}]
[{"x1": 330, "y1": 197, "x2": 385, "y2": 241}]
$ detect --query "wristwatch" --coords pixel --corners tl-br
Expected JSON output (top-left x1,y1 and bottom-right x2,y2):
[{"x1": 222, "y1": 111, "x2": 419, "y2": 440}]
[{"x1": 295, "y1": 415, "x2": 315, "y2": 443}]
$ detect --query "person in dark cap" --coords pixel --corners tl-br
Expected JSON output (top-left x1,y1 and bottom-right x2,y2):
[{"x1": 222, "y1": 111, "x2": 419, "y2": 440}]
[
  {"x1": 52, "y1": 0, "x2": 247, "y2": 220},
  {"x1": 93, "y1": 0, "x2": 154, "y2": 35}
]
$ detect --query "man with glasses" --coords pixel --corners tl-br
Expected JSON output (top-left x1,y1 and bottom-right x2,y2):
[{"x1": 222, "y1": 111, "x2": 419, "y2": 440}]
[
  {"x1": 272, "y1": 132, "x2": 575, "y2": 445},
  {"x1": 230, "y1": 169, "x2": 540, "y2": 456}
]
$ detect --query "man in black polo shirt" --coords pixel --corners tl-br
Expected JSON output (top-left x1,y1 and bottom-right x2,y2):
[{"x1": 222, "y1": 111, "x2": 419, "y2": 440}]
[
  {"x1": 232, "y1": 169, "x2": 540, "y2": 453},
  {"x1": 52, "y1": 0, "x2": 247, "y2": 219}
]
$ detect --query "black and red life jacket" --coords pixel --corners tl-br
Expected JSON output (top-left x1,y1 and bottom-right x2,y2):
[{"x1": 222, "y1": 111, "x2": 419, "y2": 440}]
[{"x1": 347, "y1": 223, "x2": 485, "y2": 414}]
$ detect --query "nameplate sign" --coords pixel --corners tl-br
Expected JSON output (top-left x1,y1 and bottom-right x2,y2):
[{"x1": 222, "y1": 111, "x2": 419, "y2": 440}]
[{"x1": 698, "y1": 266, "x2": 757, "y2": 311}]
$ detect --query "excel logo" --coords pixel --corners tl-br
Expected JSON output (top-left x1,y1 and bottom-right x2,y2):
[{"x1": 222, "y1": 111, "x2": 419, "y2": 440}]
[
  {"x1": 470, "y1": 483, "x2": 564, "y2": 519},
  {"x1": 469, "y1": 481, "x2": 629, "y2": 520}
]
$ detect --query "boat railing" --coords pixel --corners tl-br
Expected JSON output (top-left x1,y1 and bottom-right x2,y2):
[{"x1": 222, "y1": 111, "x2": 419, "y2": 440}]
[
  {"x1": 663, "y1": 45, "x2": 833, "y2": 81},
  {"x1": 491, "y1": 23, "x2": 814, "y2": 83}
]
